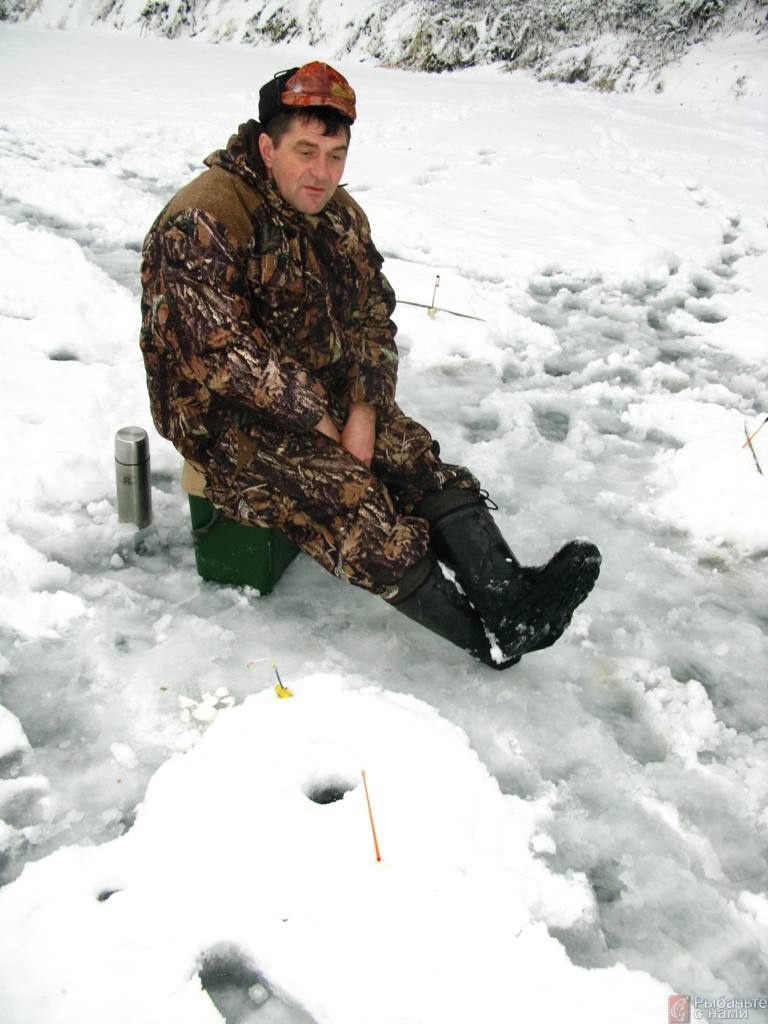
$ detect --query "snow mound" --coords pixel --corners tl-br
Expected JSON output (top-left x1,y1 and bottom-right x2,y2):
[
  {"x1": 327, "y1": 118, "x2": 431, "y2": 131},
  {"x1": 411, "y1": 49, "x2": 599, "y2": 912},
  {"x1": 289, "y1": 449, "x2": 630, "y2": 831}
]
[{"x1": 0, "y1": 674, "x2": 668, "y2": 1023}]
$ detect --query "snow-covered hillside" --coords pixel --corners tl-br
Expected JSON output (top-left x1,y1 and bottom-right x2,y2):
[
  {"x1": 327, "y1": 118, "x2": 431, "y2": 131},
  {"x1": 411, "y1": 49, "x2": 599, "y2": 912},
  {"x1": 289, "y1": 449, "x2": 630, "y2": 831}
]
[
  {"x1": 0, "y1": 22, "x2": 767, "y2": 1024},
  {"x1": 2, "y1": 0, "x2": 767, "y2": 90}
]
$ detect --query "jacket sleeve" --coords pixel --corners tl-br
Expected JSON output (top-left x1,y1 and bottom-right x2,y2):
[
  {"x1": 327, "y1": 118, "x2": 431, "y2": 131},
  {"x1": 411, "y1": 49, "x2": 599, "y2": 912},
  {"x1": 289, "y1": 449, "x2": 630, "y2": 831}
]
[
  {"x1": 339, "y1": 207, "x2": 399, "y2": 410},
  {"x1": 150, "y1": 208, "x2": 326, "y2": 432}
]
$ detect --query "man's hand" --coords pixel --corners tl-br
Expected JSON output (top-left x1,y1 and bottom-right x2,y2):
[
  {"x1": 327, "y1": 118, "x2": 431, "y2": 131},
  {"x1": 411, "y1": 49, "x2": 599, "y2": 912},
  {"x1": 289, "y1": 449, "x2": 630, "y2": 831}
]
[
  {"x1": 341, "y1": 402, "x2": 377, "y2": 468},
  {"x1": 314, "y1": 412, "x2": 341, "y2": 444}
]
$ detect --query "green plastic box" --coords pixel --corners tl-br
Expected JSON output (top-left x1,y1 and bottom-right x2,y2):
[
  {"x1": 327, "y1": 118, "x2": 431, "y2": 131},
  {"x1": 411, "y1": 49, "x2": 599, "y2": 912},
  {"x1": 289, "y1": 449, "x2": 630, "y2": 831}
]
[{"x1": 187, "y1": 494, "x2": 298, "y2": 594}]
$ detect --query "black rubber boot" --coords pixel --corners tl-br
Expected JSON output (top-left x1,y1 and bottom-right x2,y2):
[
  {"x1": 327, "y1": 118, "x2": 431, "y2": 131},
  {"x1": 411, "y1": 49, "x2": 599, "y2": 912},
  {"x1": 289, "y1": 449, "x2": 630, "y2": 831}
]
[
  {"x1": 387, "y1": 553, "x2": 519, "y2": 670},
  {"x1": 415, "y1": 490, "x2": 601, "y2": 662}
]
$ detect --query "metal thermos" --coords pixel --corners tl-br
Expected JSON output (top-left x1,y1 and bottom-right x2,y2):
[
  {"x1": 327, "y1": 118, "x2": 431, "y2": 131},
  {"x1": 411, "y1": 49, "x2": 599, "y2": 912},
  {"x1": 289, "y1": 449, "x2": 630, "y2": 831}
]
[{"x1": 115, "y1": 426, "x2": 152, "y2": 528}]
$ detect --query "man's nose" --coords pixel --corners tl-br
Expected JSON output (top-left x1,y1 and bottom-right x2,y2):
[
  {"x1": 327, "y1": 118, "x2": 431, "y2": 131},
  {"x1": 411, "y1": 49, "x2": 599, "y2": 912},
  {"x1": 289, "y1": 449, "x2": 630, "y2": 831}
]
[{"x1": 308, "y1": 155, "x2": 333, "y2": 182}]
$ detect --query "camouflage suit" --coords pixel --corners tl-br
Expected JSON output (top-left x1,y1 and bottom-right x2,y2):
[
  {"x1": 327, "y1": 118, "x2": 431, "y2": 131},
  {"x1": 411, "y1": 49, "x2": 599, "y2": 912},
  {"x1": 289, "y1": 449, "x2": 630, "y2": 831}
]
[{"x1": 140, "y1": 120, "x2": 478, "y2": 596}]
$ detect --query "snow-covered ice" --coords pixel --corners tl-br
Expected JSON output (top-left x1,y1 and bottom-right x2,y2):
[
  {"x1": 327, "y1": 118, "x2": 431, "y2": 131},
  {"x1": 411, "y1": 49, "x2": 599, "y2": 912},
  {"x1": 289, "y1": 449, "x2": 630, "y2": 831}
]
[{"x1": 0, "y1": 24, "x2": 767, "y2": 1023}]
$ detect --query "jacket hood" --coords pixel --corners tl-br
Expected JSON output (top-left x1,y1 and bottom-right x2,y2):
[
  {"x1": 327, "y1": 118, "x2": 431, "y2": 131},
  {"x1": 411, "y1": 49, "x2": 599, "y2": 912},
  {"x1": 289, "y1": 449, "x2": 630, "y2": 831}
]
[{"x1": 204, "y1": 119, "x2": 268, "y2": 188}]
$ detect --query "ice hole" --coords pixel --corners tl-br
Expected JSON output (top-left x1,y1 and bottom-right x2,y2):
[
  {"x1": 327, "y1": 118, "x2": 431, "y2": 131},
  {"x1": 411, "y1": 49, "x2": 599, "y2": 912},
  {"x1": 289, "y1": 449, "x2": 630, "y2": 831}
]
[
  {"x1": 199, "y1": 948, "x2": 271, "y2": 1023},
  {"x1": 199, "y1": 945, "x2": 317, "y2": 1023},
  {"x1": 304, "y1": 775, "x2": 357, "y2": 805}
]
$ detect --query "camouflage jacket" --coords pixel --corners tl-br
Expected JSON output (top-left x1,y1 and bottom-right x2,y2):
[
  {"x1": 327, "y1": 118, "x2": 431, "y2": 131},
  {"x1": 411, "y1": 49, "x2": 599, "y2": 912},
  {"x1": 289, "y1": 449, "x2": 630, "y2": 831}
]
[{"x1": 139, "y1": 120, "x2": 399, "y2": 459}]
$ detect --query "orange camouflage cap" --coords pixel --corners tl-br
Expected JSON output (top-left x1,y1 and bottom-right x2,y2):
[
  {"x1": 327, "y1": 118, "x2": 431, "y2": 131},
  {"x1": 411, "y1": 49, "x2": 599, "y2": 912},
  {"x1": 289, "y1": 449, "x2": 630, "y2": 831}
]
[{"x1": 258, "y1": 61, "x2": 357, "y2": 125}]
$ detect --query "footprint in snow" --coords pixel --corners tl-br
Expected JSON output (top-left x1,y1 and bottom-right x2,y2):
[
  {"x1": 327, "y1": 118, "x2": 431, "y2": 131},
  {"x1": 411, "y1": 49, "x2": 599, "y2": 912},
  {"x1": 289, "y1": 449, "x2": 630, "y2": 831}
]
[{"x1": 0, "y1": 706, "x2": 50, "y2": 886}]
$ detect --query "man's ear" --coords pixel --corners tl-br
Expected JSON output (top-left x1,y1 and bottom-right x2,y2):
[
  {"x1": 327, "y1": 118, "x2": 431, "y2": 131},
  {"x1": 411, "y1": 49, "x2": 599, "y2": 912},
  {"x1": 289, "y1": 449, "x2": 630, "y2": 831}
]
[{"x1": 258, "y1": 131, "x2": 274, "y2": 171}]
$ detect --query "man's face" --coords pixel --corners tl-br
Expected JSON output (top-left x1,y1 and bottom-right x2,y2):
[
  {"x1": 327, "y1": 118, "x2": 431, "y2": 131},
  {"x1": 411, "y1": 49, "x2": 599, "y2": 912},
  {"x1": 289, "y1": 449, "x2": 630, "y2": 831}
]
[{"x1": 258, "y1": 117, "x2": 349, "y2": 215}]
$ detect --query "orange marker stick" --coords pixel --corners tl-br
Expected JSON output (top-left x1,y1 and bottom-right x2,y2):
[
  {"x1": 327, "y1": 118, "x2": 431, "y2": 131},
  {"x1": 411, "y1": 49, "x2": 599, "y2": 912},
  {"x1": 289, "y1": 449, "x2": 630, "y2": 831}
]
[
  {"x1": 361, "y1": 770, "x2": 382, "y2": 863},
  {"x1": 742, "y1": 416, "x2": 768, "y2": 448}
]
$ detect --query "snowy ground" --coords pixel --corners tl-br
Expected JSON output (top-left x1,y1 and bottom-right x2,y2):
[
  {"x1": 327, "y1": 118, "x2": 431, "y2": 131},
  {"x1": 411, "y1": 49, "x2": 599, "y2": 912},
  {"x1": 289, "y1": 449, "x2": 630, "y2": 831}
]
[{"x1": 0, "y1": 24, "x2": 767, "y2": 1024}]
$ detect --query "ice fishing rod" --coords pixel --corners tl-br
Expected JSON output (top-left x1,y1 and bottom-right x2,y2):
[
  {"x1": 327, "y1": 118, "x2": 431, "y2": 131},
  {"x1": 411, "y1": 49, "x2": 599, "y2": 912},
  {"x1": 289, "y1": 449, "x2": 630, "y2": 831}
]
[
  {"x1": 398, "y1": 275, "x2": 487, "y2": 322},
  {"x1": 397, "y1": 300, "x2": 486, "y2": 322}
]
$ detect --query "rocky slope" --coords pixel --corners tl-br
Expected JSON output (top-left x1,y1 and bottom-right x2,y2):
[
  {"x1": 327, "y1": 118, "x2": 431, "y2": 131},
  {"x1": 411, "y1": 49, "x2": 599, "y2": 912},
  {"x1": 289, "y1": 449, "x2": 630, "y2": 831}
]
[{"x1": 3, "y1": 0, "x2": 767, "y2": 89}]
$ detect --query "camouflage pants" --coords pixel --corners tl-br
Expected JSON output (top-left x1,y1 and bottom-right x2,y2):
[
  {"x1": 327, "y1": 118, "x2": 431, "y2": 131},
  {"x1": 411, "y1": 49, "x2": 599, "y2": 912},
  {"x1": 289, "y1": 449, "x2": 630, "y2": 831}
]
[{"x1": 201, "y1": 404, "x2": 479, "y2": 596}]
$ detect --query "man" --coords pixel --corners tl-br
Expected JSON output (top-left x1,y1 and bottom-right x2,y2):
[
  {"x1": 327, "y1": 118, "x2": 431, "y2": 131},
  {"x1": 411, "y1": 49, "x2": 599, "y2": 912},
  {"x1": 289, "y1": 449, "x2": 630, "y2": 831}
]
[{"x1": 140, "y1": 61, "x2": 600, "y2": 669}]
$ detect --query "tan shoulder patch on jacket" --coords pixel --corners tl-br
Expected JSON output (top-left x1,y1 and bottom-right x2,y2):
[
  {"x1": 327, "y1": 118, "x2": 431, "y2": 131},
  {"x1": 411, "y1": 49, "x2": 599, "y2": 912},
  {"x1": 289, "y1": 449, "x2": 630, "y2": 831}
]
[{"x1": 161, "y1": 167, "x2": 262, "y2": 248}]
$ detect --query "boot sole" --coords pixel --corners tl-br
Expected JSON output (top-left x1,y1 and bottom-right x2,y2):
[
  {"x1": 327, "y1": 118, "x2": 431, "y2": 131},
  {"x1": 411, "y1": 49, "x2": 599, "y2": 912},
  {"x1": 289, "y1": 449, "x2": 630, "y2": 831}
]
[{"x1": 494, "y1": 541, "x2": 601, "y2": 660}]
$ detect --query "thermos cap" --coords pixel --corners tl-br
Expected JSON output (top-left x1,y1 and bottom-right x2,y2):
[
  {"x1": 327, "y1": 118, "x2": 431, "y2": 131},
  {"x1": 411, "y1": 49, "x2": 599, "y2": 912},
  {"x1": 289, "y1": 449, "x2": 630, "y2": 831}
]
[{"x1": 115, "y1": 426, "x2": 150, "y2": 466}]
